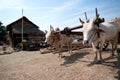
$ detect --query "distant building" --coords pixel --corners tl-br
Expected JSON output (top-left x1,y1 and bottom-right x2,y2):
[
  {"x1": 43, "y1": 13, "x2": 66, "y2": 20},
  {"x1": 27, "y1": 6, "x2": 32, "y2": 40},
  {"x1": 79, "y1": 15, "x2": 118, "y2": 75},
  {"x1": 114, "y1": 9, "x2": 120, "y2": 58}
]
[
  {"x1": 114, "y1": 18, "x2": 120, "y2": 26},
  {"x1": 6, "y1": 16, "x2": 45, "y2": 47}
]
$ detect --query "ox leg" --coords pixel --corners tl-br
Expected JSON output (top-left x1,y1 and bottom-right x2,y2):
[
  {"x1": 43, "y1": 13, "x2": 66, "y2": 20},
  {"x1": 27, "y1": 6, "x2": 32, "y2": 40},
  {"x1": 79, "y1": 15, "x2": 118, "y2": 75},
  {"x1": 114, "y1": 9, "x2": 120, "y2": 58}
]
[
  {"x1": 68, "y1": 43, "x2": 72, "y2": 55},
  {"x1": 95, "y1": 48, "x2": 104, "y2": 64},
  {"x1": 68, "y1": 44, "x2": 70, "y2": 55},
  {"x1": 59, "y1": 44, "x2": 65, "y2": 58},
  {"x1": 58, "y1": 50, "x2": 62, "y2": 58},
  {"x1": 111, "y1": 41, "x2": 115, "y2": 56},
  {"x1": 58, "y1": 45, "x2": 62, "y2": 58},
  {"x1": 98, "y1": 41, "x2": 105, "y2": 63},
  {"x1": 92, "y1": 42, "x2": 104, "y2": 64},
  {"x1": 93, "y1": 49, "x2": 103, "y2": 64},
  {"x1": 99, "y1": 47, "x2": 104, "y2": 63},
  {"x1": 92, "y1": 43, "x2": 99, "y2": 63},
  {"x1": 70, "y1": 44, "x2": 72, "y2": 54},
  {"x1": 111, "y1": 36, "x2": 118, "y2": 57},
  {"x1": 111, "y1": 43, "x2": 116, "y2": 56},
  {"x1": 94, "y1": 51, "x2": 98, "y2": 63}
]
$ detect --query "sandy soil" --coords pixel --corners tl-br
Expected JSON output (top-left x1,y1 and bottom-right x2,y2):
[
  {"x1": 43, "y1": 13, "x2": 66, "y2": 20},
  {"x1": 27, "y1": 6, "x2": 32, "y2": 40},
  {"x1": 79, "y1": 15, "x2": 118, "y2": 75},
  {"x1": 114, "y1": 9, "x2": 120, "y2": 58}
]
[{"x1": 0, "y1": 45, "x2": 120, "y2": 80}]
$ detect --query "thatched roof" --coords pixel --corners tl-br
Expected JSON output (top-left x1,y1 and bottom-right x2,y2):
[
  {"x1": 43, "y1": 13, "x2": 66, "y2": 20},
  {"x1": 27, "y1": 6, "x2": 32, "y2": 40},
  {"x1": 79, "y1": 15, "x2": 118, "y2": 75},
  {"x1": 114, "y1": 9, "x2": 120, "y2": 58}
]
[
  {"x1": 12, "y1": 26, "x2": 44, "y2": 35},
  {"x1": 7, "y1": 16, "x2": 38, "y2": 28},
  {"x1": 6, "y1": 16, "x2": 45, "y2": 36}
]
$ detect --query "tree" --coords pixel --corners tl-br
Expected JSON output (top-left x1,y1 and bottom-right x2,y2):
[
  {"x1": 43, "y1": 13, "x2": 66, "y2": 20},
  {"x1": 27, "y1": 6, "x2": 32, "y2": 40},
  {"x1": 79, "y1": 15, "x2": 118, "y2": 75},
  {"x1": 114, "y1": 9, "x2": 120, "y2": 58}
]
[{"x1": 0, "y1": 21, "x2": 6, "y2": 45}]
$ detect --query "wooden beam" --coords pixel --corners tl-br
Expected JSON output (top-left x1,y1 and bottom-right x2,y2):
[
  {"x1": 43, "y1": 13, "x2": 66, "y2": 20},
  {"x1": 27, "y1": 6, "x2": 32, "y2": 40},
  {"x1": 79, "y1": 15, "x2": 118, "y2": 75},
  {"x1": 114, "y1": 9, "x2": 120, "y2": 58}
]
[{"x1": 68, "y1": 25, "x2": 83, "y2": 31}]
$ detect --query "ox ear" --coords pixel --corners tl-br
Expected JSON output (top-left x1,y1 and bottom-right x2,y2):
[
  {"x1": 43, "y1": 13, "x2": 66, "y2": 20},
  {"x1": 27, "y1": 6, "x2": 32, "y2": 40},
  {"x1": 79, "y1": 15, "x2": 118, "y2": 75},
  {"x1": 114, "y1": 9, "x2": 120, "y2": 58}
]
[
  {"x1": 50, "y1": 25, "x2": 54, "y2": 31},
  {"x1": 44, "y1": 30, "x2": 48, "y2": 34},
  {"x1": 87, "y1": 19, "x2": 90, "y2": 23},
  {"x1": 79, "y1": 18, "x2": 84, "y2": 24}
]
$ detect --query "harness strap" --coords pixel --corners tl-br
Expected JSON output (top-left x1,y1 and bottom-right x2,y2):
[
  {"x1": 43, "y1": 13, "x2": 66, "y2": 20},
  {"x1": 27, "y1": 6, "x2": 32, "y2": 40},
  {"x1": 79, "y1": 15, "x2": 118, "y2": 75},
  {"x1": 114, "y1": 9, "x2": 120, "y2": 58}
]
[
  {"x1": 95, "y1": 18, "x2": 105, "y2": 38},
  {"x1": 88, "y1": 30, "x2": 97, "y2": 42},
  {"x1": 97, "y1": 30, "x2": 100, "y2": 38}
]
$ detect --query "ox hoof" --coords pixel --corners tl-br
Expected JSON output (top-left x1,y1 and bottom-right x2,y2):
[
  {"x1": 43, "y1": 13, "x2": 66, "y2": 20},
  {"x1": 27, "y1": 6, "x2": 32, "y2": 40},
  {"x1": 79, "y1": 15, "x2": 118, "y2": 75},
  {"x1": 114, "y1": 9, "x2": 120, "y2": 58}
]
[
  {"x1": 96, "y1": 60, "x2": 104, "y2": 64},
  {"x1": 58, "y1": 56, "x2": 65, "y2": 58},
  {"x1": 111, "y1": 53, "x2": 115, "y2": 57},
  {"x1": 58, "y1": 55, "x2": 65, "y2": 58},
  {"x1": 61, "y1": 56, "x2": 65, "y2": 58},
  {"x1": 93, "y1": 60, "x2": 104, "y2": 64},
  {"x1": 53, "y1": 52, "x2": 57, "y2": 54}
]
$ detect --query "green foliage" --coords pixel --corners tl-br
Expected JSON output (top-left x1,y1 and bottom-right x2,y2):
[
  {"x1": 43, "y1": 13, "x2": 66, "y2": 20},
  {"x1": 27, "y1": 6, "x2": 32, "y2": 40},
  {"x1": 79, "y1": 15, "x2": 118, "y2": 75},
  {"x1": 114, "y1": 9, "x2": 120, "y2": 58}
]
[{"x1": 0, "y1": 21, "x2": 6, "y2": 44}]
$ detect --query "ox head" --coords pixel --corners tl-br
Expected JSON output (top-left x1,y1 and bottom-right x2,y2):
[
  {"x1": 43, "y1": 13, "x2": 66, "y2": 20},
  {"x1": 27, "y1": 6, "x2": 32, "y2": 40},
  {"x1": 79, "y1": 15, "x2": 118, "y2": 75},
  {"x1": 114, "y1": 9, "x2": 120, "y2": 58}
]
[
  {"x1": 80, "y1": 18, "x2": 94, "y2": 45},
  {"x1": 45, "y1": 25, "x2": 61, "y2": 46},
  {"x1": 45, "y1": 25, "x2": 55, "y2": 45},
  {"x1": 81, "y1": 8, "x2": 105, "y2": 45}
]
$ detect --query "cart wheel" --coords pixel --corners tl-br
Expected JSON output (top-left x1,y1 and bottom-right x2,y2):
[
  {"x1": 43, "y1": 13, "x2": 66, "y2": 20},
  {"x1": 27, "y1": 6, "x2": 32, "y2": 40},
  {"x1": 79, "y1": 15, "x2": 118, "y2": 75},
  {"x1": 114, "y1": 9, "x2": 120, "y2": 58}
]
[
  {"x1": 102, "y1": 41, "x2": 109, "y2": 50},
  {"x1": 16, "y1": 43, "x2": 23, "y2": 51},
  {"x1": 96, "y1": 41, "x2": 109, "y2": 50}
]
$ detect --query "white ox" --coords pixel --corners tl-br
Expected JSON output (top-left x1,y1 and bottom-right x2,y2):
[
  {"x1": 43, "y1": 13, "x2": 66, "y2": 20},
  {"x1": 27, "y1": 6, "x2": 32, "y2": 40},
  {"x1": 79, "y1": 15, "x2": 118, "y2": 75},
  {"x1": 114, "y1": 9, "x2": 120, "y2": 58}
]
[
  {"x1": 80, "y1": 17, "x2": 120, "y2": 63},
  {"x1": 45, "y1": 26, "x2": 73, "y2": 57}
]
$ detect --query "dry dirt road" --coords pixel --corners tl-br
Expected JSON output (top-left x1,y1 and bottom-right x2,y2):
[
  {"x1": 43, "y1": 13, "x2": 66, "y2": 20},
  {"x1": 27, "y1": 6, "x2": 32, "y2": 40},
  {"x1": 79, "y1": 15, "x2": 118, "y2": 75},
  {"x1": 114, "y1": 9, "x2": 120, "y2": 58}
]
[{"x1": 0, "y1": 46, "x2": 120, "y2": 80}]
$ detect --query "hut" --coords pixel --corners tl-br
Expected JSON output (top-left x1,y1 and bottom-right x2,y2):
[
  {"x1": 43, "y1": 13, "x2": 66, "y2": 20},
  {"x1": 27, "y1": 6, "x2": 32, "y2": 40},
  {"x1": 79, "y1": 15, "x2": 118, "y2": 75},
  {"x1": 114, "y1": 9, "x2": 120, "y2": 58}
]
[{"x1": 6, "y1": 16, "x2": 45, "y2": 48}]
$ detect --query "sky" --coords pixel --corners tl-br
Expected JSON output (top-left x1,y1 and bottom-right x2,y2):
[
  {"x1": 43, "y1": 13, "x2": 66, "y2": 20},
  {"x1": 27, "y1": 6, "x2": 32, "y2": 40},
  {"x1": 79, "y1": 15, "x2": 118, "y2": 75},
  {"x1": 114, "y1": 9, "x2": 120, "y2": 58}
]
[{"x1": 0, "y1": 0, "x2": 120, "y2": 31}]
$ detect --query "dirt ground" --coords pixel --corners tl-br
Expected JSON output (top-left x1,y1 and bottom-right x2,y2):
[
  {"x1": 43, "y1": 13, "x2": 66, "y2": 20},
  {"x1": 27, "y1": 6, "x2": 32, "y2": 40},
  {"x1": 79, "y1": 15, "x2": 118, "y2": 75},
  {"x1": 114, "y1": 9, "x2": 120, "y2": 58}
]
[{"x1": 0, "y1": 45, "x2": 120, "y2": 80}]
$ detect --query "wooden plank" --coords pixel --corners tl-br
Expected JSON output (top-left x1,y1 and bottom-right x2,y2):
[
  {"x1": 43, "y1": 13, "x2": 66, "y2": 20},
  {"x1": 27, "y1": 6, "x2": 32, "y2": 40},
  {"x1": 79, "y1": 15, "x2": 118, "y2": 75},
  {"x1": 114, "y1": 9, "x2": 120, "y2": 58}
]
[
  {"x1": 60, "y1": 31, "x2": 83, "y2": 35},
  {"x1": 70, "y1": 32, "x2": 83, "y2": 35},
  {"x1": 68, "y1": 25, "x2": 83, "y2": 31}
]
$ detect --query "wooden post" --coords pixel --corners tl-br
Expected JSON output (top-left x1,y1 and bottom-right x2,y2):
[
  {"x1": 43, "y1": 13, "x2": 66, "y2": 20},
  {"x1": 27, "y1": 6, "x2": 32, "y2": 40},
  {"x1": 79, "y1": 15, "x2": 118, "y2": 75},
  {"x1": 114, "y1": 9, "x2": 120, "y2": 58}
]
[{"x1": 21, "y1": 9, "x2": 24, "y2": 50}]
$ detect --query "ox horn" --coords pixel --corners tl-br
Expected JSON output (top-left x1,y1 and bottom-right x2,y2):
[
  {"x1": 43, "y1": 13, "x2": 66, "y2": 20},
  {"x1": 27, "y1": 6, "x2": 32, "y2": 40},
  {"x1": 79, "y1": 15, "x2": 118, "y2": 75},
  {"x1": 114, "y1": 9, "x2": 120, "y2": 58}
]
[
  {"x1": 50, "y1": 25, "x2": 54, "y2": 31},
  {"x1": 44, "y1": 30, "x2": 48, "y2": 34},
  {"x1": 79, "y1": 18, "x2": 84, "y2": 24},
  {"x1": 84, "y1": 12, "x2": 89, "y2": 23},
  {"x1": 93, "y1": 8, "x2": 99, "y2": 23}
]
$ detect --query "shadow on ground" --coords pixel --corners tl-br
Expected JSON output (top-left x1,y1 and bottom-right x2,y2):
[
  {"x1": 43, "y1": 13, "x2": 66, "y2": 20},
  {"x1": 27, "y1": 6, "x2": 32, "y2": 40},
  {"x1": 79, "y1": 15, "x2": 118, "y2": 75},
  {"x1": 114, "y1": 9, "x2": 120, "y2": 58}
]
[
  {"x1": 87, "y1": 48, "x2": 120, "y2": 80},
  {"x1": 61, "y1": 52, "x2": 89, "y2": 66},
  {"x1": 0, "y1": 50, "x2": 19, "y2": 55},
  {"x1": 61, "y1": 47, "x2": 120, "y2": 80},
  {"x1": 114, "y1": 48, "x2": 120, "y2": 80}
]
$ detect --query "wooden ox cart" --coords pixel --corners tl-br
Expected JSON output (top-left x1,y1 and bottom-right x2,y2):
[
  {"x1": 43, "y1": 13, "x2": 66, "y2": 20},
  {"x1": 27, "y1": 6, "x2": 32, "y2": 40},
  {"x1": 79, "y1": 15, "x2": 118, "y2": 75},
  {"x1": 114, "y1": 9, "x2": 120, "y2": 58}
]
[
  {"x1": 60, "y1": 25, "x2": 109, "y2": 50},
  {"x1": 60, "y1": 9, "x2": 120, "y2": 50},
  {"x1": 59, "y1": 8, "x2": 109, "y2": 50}
]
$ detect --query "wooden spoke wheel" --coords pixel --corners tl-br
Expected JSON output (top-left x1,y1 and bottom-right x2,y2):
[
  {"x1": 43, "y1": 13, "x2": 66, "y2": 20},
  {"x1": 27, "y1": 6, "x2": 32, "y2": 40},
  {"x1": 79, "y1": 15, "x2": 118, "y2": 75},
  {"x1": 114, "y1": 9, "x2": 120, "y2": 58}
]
[
  {"x1": 102, "y1": 41, "x2": 109, "y2": 50},
  {"x1": 96, "y1": 41, "x2": 109, "y2": 50},
  {"x1": 16, "y1": 43, "x2": 23, "y2": 51}
]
